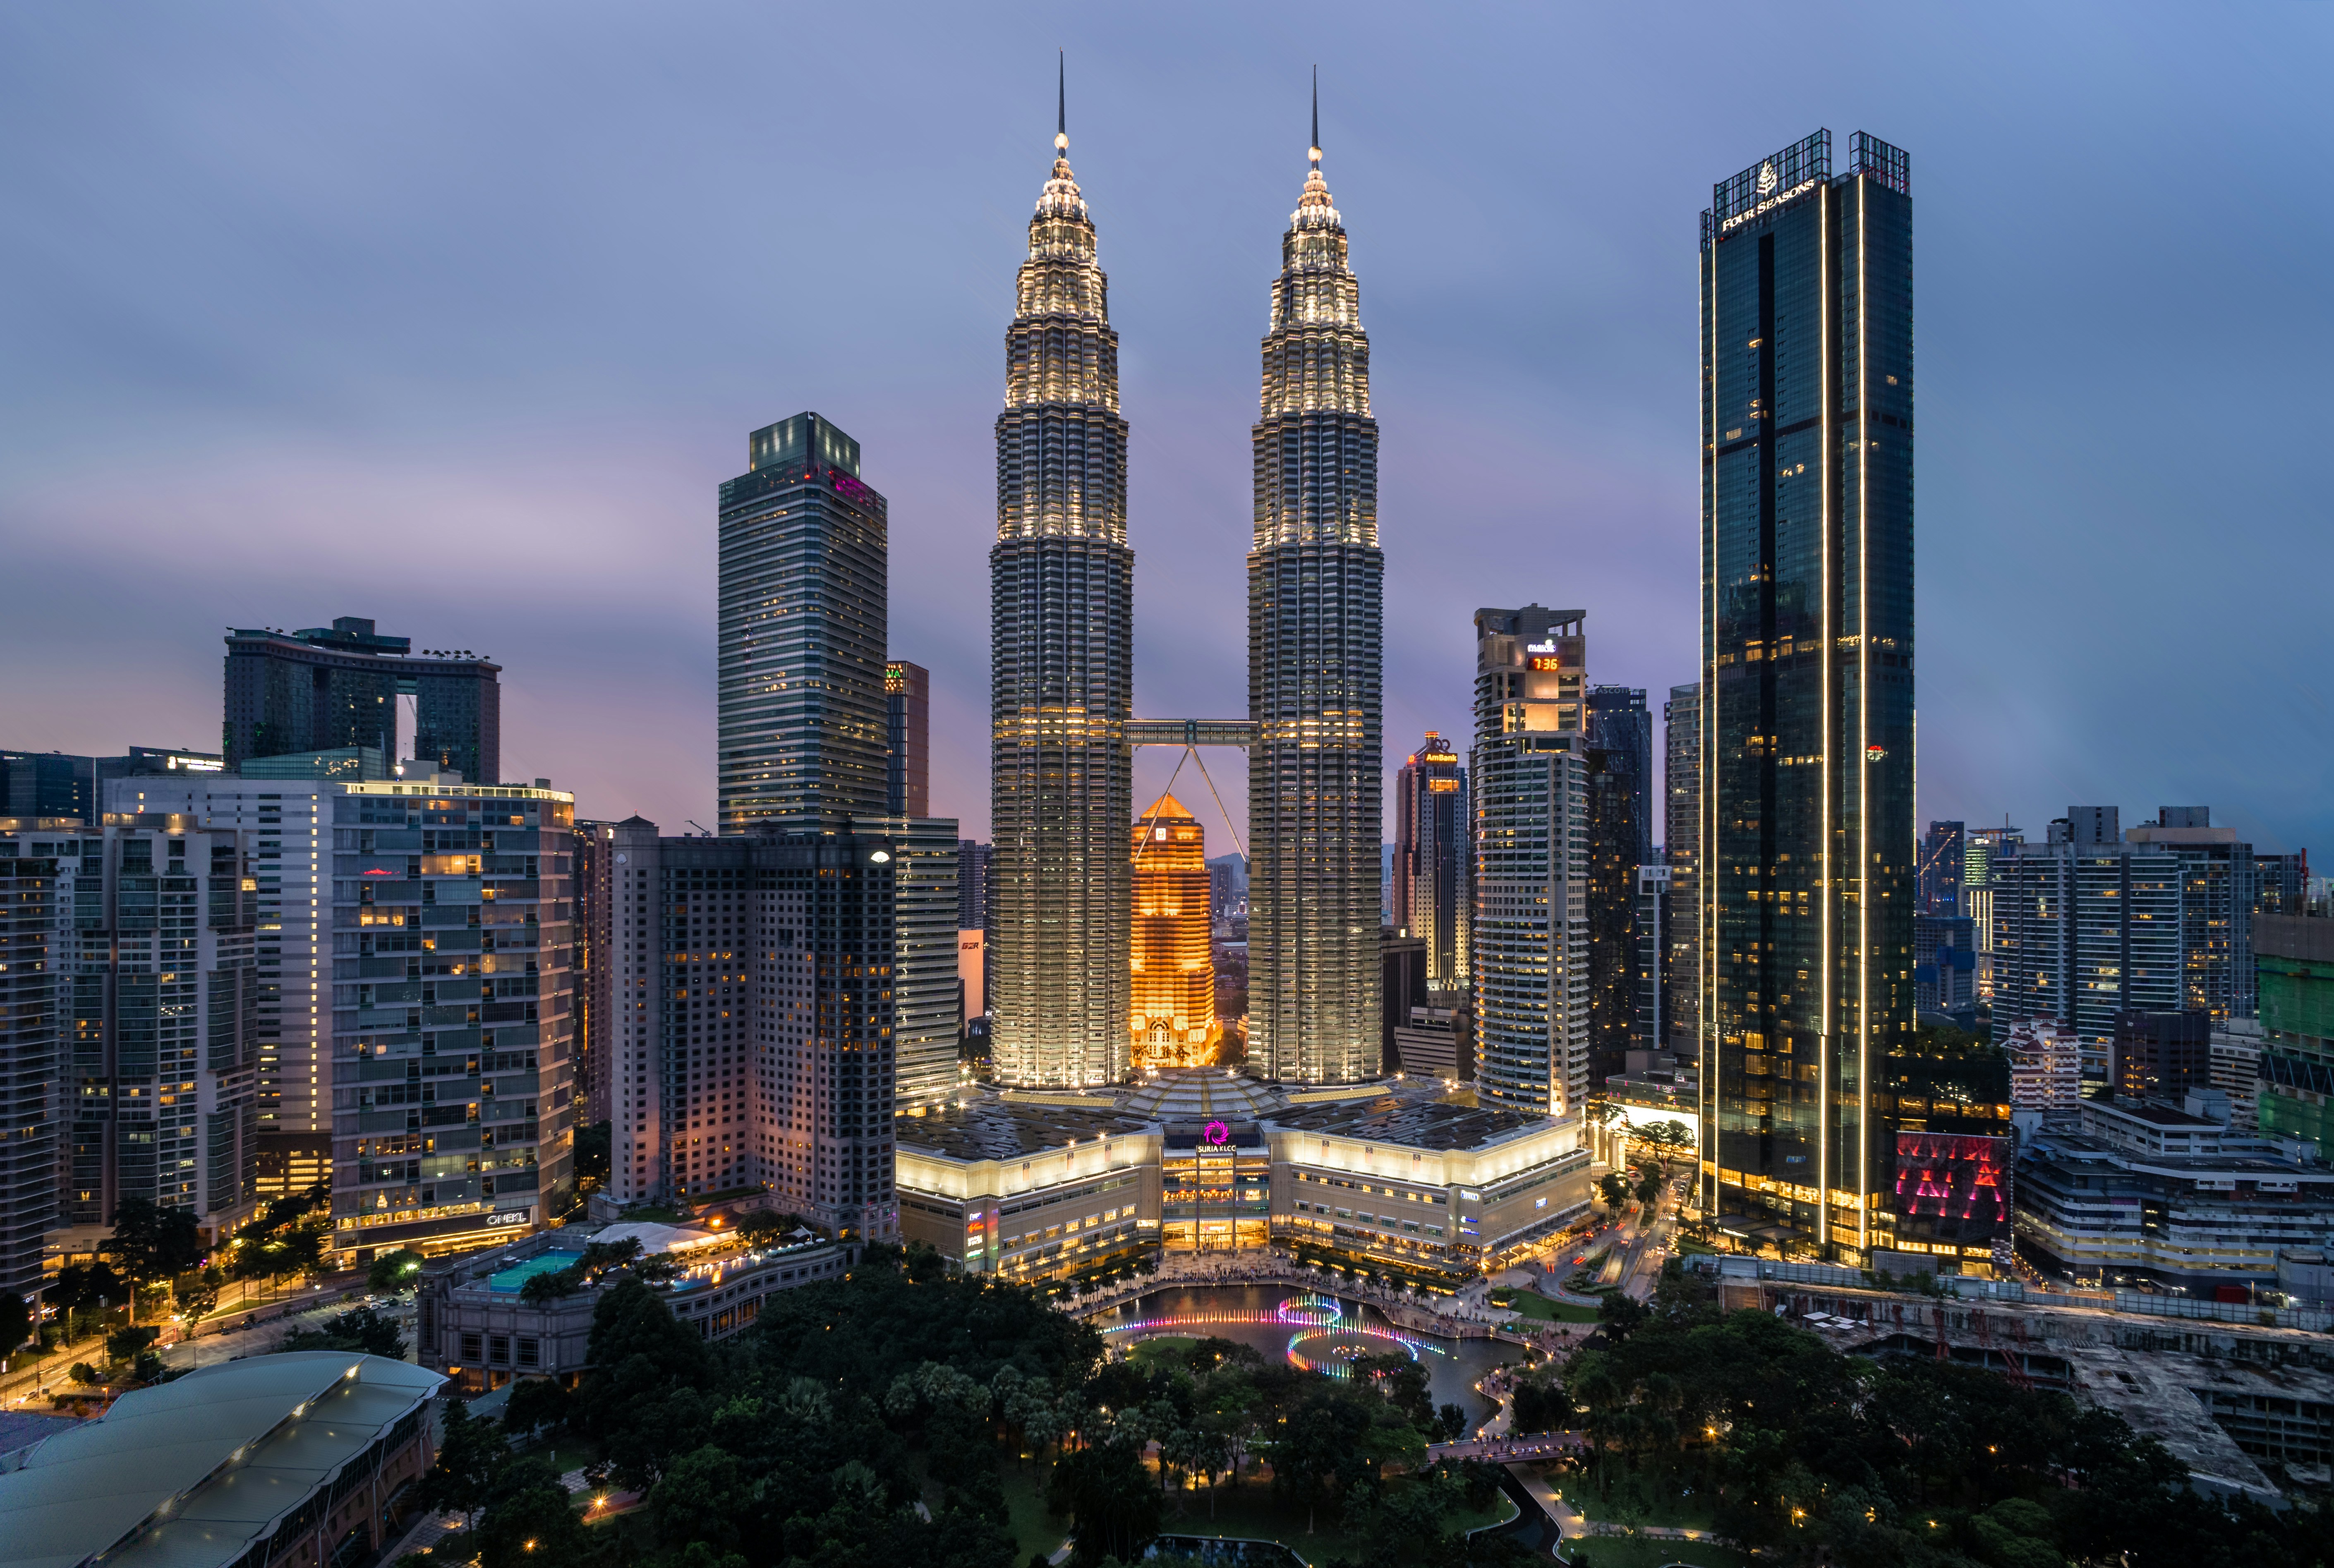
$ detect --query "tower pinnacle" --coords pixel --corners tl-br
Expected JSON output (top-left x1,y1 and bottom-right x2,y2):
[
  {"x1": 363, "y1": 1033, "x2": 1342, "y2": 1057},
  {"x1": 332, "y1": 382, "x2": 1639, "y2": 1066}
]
[
  {"x1": 1056, "y1": 50, "x2": 1067, "y2": 155},
  {"x1": 1309, "y1": 65, "x2": 1320, "y2": 165}
]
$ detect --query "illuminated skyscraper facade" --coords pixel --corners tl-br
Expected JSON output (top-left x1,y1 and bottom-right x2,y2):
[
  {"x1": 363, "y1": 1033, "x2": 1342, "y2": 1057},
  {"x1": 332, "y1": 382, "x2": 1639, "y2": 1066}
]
[
  {"x1": 716, "y1": 413, "x2": 889, "y2": 830},
  {"x1": 1471, "y1": 606, "x2": 1590, "y2": 1118},
  {"x1": 1392, "y1": 733, "x2": 1469, "y2": 991},
  {"x1": 1249, "y1": 117, "x2": 1383, "y2": 1085},
  {"x1": 1131, "y1": 795, "x2": 1216, "y2": 1068},
  {"x1": 990, "y1": 98, "x2": 1133, "y2": 1087},
  {"x1": 1698, "y1": 130, "x2": 1915, "y2": 1259}
]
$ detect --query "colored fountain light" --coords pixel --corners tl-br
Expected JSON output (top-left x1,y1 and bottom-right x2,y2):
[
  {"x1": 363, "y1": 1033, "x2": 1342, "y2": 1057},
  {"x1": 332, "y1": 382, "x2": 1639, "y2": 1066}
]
[{"x1": 1100, "y1": 1293, "x2": 1445, "y2": 1378}]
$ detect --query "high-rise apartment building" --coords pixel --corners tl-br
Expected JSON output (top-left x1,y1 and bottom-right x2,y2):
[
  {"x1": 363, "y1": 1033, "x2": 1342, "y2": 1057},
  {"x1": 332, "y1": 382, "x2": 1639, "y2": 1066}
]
[
  {"x1": 1471, "y1": 606, "x2": 1590, "y2": 1118},
  {"x1": 1697, "y1": 130, "x2": 1915, "y2": 1258},
  {"x1": 0, "y1": 819, "x2": 67, "y2": 1301},
  {"x1": 885, "y1": 660, "x2": 930, "y2": 818},
  {"x1": 573, "y1": 819, "x2": 615, "y2": 1128},
  {"x1": 716, "y1": 413, "x2": 889, "y2": 831},
  {"x1": 1391, "y1": 732, "x2": 1469, "y2": 991},
  {"x1": 115, "y1": 774, "x2": 579, "y2": 1263},
  {"x1": 1663, "y1": 684, "x2": 1701, "y2": 1058},
  {"x1": 888, "y1": 816, "x2": 963, "y2": 1110},
  {"x1": 989, "y1": 96, "x2": 1133, "y2": 1089},
  {"x1": 1993, "y1": 806, "x2": 2267, "y2": 1077},
  {"x1": 956, "y1": 840, "x2": 993, "y2": 931},
  {"x1": 224, "y1": 620, "x2": 499, "y2": 786},
  {"x1": 1962, "y1": 823, "x2": 2022, "y2": 1003},
  {"x1": 1917, "y1": 820, "x2": 1965, "y2": 915},
  {"x1": 605, "y1": 816, "x2": 919, "y2": 1239},
  {"x1": 1130, "y1": 795, "x2": 1215, "y2": 1069},
  {"x1": 48, "y1": 816, "x2": 264, "y2": 1259},
  {"x1": 1248, "y1": 118, "x2": 1384, "y2": 1086}
]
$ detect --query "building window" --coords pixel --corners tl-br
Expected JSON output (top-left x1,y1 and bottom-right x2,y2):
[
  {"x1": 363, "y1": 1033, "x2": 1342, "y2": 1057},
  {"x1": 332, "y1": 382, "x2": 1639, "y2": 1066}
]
[
  {"x1": 517, "y1": 1337, "x2": 539, "y2": 1367},
  {"x1": 460, "y1": 1333, "x2": 482, "y2": 1362},
  {"x1": 490, "y1": 1335, "x2": 509, "y2": 1365}
]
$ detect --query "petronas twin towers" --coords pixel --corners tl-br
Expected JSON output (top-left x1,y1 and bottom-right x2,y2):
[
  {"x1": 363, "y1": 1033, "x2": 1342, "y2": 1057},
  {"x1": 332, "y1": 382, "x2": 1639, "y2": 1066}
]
[{"x1": 990, "y1": 79, "x2": 1383, "y2": 1089}]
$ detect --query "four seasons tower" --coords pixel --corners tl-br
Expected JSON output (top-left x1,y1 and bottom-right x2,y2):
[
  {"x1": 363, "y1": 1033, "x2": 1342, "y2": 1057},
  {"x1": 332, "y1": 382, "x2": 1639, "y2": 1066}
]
[{"x1": 989, "y1": 71, "x2": 1134, "y2": 1087}]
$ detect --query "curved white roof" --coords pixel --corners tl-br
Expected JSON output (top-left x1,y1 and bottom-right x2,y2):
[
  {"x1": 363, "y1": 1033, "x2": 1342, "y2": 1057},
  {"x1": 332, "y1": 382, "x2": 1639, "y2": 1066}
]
[{"x1": 0, "y1": 1352, "x2": 443, "y2": 1568}]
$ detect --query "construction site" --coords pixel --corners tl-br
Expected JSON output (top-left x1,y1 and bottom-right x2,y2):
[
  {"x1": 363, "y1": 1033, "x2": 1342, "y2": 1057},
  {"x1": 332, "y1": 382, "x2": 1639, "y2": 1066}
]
[{"x1": 1694, "y1": 1256, "x2": 2334, "y2": 1504}]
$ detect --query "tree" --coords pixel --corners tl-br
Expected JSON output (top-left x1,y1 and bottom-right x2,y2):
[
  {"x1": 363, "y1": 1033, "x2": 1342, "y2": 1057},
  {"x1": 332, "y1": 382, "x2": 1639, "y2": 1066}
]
[
  {"x1": 367, "y1": 1248, "x2": 428, "y2": 1293},
  {"x1": 280, "y1": 1305, "x2": 407, "y2": 1359},
  {"x1": 1435, "y1": 1401, "x2": 1470, "y2": 1443},
  {"x1": 1047, "y1": 1436, "x2": 1160, "y2": 1566},
  {"x1": 108, "y1": 1324, "x2": 161, "y2": 1365},
  {"x1": 734, "y1": 1209, "x2": 789, "y2": 1245},
  {"x1": 1647, "y1": 1120, "x2": 1694, "y2": 1173},
  {"x1": 173, "y1": 1267, "x2": 223, "y2": 1323},
  {"x1": 104, "y1": 1196, "x2": 204, "y2": 1284},
  {"x1": 418, "y1": 1396, "x2": 509, "y2": 1527},
  {"x1": 472, "y1": 1455, "x2": 589, "y2": 1568},
  {"x1": 1595, "y1": 1291, "x2": 1649, "y2": 1343},
  {"x1": 501, "y1": 1376, "x2": 572, "y2": 1439},
  {"x1": 1634, "y1": 1169, "x2": 1663, "y2": 1209},
  {"x1": 1597, "y1": 1173, "x2": 1633, "y2": 1214}
]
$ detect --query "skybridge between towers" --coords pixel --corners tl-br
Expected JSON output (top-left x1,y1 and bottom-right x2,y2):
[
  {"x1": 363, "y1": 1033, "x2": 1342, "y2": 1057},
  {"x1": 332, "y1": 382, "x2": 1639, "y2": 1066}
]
[{"x1": 1126, "y1": 718, "x2": 1257, "y2": 750}]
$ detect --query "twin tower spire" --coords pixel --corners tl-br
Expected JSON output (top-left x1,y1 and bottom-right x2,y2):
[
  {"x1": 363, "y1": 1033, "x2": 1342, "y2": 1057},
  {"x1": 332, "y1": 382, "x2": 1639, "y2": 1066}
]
[{"x1": 989, "y1": 65, "x2": 1383, "y2": 1090}]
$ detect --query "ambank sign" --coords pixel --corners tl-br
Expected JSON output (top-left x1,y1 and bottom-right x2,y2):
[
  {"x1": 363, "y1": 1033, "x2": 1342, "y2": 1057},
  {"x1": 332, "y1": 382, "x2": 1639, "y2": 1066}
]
[{"x1": 1721, "y1": 173, "x2": 1819, "y2": 233}]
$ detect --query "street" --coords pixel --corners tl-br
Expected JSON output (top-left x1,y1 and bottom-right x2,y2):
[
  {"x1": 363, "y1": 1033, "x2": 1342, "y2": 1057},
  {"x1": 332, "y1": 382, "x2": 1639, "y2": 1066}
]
[{"x1": 0, "y1": 1276, "x2": 412, "y2": 1409}]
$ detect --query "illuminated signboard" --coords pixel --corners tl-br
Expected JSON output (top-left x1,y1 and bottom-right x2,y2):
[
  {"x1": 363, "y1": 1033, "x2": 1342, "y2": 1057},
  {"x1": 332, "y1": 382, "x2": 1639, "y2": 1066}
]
[
  {"x1": 1204, "y1": 1120, "x2": 1230, "y2": 1146},
  {"x1": 884, "y1": 663, "x2": 907, "y2": 694},
  {"x1": 1528, "y1": 656, "x2": 1564, "y2": 673}
]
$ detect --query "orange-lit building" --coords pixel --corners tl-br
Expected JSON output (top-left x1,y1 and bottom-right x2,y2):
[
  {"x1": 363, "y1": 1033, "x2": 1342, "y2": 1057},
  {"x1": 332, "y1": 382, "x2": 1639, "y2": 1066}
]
[{"x1": 1131, "y1": 795, "x2": 1217, "y2": 1068}]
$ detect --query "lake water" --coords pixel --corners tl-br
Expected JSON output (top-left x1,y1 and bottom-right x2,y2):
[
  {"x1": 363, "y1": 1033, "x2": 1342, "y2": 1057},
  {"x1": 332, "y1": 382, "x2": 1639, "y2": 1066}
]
[{"x1": 1100, "y1": 1284, "x2": 1529, "y2": 1427}]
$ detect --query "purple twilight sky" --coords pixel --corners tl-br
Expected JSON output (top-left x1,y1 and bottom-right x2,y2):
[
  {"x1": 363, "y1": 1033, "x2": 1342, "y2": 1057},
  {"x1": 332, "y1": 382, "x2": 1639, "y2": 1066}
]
[{"x1": 3, "y1": 3, "x2": 2329, "y2": 858}]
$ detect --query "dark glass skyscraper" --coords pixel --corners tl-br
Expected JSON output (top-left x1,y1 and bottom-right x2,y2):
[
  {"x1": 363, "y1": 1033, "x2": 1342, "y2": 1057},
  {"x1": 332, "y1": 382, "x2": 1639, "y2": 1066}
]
[
  {"x1": 990, "y1": 94, "x2": 1133, "y2": 1087},
  {"x1": 1663, "y1": 683, "x2": 1702, "y2": 1058},
  {"x1": 1587, "y1": 687, "x2": 1653, "y2": 865},
  {"x1": 886, "y1": 659, "x2": 930, "y2": 817},
  {"x1": 223, "y1": 619, "x2": 499, "y2": 785},
  {"x1": 1249, "y1": 110, "x2": 1383, "y2": 1084},
  {"x1": 1698, "y1": 130, "x2": 1915, "y2": 1260},
  {"x1": 1391, "y1": 732, "x2": 1469, "y2": 992},
  {"x1": 717, "y1": 412, "x2": 889, "y2": 830}
]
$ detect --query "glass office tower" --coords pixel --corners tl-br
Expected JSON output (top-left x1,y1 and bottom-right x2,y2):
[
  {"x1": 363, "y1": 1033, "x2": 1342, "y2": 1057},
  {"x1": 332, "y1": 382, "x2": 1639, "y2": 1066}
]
[
  {"x1": 1392, "y1": 733, "x2": 1470, "y2": 993},
  {"x1": 1249, "y1": 122, "x2": 1384, "y2": 1084},
  {"x1": 990, "y1": 105, "x2": 1133, "y2": 1088},
  {"x1": 717, "y1": 413, "x2": 890, "y2": 830},
  {"x1": 1698, "y1": 130, "x2": 1914, "y2": 1260}
]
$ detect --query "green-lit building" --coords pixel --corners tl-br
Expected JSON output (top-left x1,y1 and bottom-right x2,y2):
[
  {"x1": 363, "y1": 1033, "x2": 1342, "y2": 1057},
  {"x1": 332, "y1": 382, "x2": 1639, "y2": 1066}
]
[{"x1": 2257, "y1": 914, "x2": 2334, "y2": 1152}]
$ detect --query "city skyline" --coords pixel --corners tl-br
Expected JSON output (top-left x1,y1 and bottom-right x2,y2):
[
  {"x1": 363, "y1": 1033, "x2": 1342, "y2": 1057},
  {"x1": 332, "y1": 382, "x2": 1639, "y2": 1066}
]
[{"x1": 2, "y1": 9, "x2": 2328, "y2": 861}]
